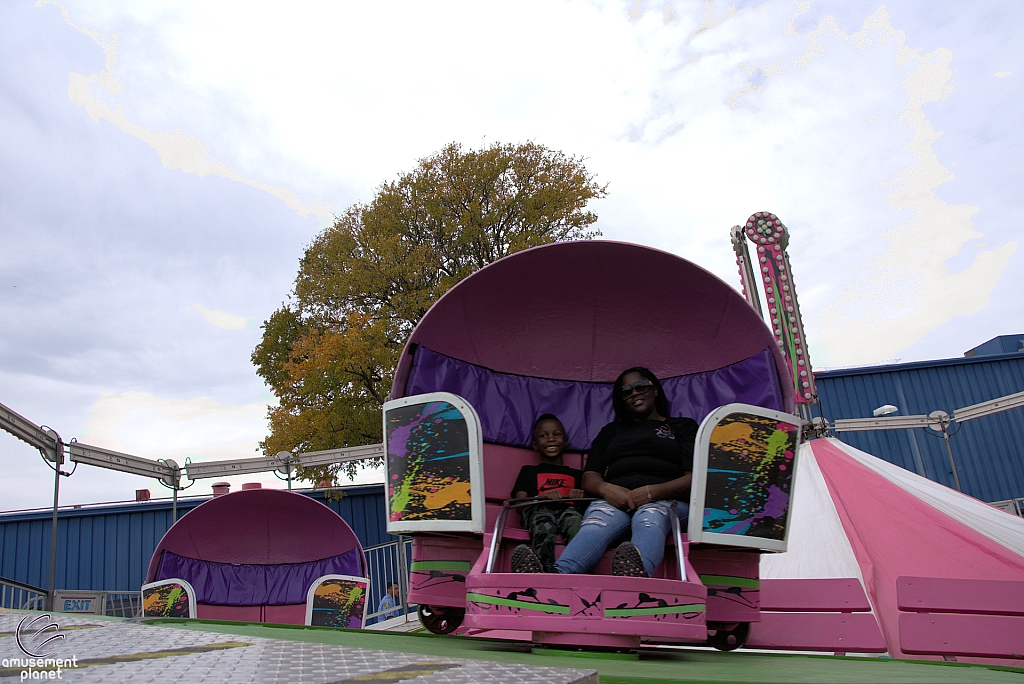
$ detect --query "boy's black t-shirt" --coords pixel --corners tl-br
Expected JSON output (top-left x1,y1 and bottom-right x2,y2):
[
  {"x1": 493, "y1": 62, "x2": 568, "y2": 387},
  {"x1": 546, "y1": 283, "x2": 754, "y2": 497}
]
[
  {"x1": 584, "y1": 417, "x2": 697, "y2": 490},
  {"x1": 512, "y1": 463, "x2": 583, "y2": 510}
]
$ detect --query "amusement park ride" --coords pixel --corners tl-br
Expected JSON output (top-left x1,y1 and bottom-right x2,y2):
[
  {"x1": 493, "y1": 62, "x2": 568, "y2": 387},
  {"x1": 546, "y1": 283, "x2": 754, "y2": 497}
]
[
  {"x1": 4, "y1": 212, "x2": 1024, "y2": 656},
  {"x1": 379, "y1": 212, "x2": 809, "y2": 649}
]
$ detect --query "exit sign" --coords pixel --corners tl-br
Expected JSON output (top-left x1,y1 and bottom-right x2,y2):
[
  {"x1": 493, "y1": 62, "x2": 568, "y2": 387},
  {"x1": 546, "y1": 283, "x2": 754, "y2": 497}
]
[{"x1": 53, "y1": 590, "x2": 105, "y2": 614}]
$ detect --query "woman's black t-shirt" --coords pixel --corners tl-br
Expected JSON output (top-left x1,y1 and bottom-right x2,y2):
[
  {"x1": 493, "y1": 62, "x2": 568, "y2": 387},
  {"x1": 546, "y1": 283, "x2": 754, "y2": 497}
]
[{"x1": 584, "y1": 417, "x2": 698, "y2": 490}]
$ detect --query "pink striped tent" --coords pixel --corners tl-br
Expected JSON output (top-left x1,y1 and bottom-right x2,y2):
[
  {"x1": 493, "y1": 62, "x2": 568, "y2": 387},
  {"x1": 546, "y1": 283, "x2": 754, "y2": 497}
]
[{"x1": 762, "y1": 437, "x2": 1024, "y2": 663}]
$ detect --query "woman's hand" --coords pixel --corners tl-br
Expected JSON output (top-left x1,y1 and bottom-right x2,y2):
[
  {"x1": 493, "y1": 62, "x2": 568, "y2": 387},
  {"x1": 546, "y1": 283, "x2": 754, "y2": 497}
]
[
  {"x1": 628, "y1": 485, "x2": 656, "y2": 509},
  {"x1": 583, "y1": 471, "x2": 633, "y2": 510},
  {"x1": 599, "y1": 482, "x2": 635, "y2": 511}
]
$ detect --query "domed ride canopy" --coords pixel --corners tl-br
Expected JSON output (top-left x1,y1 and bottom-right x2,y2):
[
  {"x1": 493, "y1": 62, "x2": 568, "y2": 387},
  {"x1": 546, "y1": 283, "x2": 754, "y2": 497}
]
[{"x1": 392, "y1": 240, "x2": 794, "y2": 452}]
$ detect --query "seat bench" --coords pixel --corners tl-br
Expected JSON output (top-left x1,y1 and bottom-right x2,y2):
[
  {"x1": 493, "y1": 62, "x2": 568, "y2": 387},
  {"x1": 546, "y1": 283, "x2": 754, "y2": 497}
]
[
  {"x1": 746, "y1": 578, "x2": 887, "y2": 654},
  {"x1": 897, "y1": 576, "x2": 1024, "y2": 661}
]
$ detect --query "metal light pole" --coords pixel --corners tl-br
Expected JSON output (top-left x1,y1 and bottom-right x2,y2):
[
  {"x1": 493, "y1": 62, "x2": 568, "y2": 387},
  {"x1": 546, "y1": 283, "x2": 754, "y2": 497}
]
[
  {"x1": 927, "y1": 411, "x2": 962, "y2": 493},
  {"x1": 47, "y1": 434, "x2": 63, "y2": 611}
]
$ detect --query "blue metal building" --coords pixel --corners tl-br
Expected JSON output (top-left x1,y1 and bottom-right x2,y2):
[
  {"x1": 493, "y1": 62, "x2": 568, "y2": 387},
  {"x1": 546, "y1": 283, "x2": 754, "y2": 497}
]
[
  {"x1": 812, "y1": 351, "x2": 1024, "y2": 503},
  {"x1": 0, "y1": 484, "x2": 391, "y2": 593}
]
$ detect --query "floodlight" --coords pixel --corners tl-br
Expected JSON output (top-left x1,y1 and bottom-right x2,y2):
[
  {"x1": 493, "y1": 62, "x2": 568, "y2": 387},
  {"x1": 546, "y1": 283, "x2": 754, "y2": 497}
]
[
  {"x1": 873, "y1": 404, "x2": 899, "y2": 417},
  {"x1": 927, "y1": 410, "x2": 951, "y2": 432},
  {"x1": 953, "y1": 390, "x2": 1024, "y2": 423},
  {"x1": 297, "y1": 443, "x2": 384, "y2": 469},
  {"x1": 159, "y1": 459, "x2": 181, "y2": 488},
  {"x1": 832, "y1": 414, "x2": 931, "y2": 432},
  {"x1": 274, "y1": 451, "x2": 296, "y2": 476},
  {"x1": 69, "y1": 442, "x2": 174, "y2": 479}
]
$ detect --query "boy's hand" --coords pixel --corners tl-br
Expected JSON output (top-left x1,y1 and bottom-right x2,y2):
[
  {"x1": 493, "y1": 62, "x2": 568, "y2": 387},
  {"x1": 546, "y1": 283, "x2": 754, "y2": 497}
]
[
  {"x1": 568, "y1": 488, "x2": 585, "y2": 499},
  {"x1": 543, "y1": 489, "x2": 563, "y2": 500}
]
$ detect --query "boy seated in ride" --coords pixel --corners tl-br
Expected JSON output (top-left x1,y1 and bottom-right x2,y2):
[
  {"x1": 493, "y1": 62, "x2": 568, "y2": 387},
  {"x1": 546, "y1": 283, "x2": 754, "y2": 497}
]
[{"x1": 510, "y1": 414, "x2": 585, "y2": 573}]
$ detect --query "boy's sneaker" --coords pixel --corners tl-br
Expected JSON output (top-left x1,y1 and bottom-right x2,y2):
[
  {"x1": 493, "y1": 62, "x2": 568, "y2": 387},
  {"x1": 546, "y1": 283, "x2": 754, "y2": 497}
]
[
  {"x1": 611, "y1": 542, "x2": 646, "y2": 577},
  {"x1": 511, "y1": 544, "x2": 544, "y2": 573}
]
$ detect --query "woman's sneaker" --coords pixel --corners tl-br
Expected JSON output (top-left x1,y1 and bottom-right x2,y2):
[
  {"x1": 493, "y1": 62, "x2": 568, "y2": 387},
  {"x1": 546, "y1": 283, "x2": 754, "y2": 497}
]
[
  {"x1": 611, "y1": 542, "x2": 646, "y2": 577},
  {"x1": 511, "y1": 544, "x2": 544, "y2": 573}
]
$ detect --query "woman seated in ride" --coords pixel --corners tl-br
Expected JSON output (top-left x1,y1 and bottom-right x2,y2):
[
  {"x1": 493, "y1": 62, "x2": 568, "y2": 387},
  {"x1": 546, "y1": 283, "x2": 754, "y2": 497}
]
[{"x1": 512, "y1": 367, "x2": 697, "y2": 577}]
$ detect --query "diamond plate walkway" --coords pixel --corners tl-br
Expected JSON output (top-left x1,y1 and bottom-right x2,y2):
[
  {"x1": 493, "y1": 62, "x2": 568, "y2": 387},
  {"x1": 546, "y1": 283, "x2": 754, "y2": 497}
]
[
  {"x1": 0, "y1": 611, "x2": 595, "y2": 683},
  {"x1": 4, "y1": 609, "x2": 1024, "y2": 683}
]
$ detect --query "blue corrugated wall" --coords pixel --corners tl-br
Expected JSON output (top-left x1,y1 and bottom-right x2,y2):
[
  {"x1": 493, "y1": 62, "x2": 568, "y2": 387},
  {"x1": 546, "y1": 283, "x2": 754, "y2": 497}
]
[
  {"x1": 813, "y1": 352, "x2": 1024, "y2": 502},
  {"x1": 0, "y1": 485, "x2": 391, "y2": 592}
]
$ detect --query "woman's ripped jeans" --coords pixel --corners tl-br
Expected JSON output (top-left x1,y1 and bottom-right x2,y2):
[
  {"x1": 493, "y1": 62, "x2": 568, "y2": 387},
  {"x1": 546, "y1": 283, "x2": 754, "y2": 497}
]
[{"x1": 552, "y1": 499, "x2": 689, "y2": 577}]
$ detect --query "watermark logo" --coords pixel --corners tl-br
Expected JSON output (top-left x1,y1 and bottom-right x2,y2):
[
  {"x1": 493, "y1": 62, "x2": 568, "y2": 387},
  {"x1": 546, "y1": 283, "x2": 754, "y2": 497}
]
[
  {"x1": 15, "y1": 614, "x2": 64, "y2": 658},
  {"x1": 2, "y1": 614, "x2": 79, "y2": 680}
]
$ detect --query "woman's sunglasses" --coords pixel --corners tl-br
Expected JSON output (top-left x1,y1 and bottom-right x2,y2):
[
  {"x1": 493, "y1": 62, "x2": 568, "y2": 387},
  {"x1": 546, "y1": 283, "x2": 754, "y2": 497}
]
[{"x1": 619, "y1": 378, "x2": 654, "y2": 397}]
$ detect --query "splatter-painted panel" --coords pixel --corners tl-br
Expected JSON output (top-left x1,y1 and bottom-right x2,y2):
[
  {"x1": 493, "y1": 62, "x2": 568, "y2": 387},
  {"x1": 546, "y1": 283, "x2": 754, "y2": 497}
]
[
  {"x1": 142, "y1": 579, "x2": 195, "y2": 618},
  {"x1": 386, "y1": 401, "x2": 472, "y2": 523},
  {"x1": 307, "y1": 576, "x2": 368, "y2": 629},
  {"x1": 702, "y1": 413, "x2": 798, "y2": 541}
]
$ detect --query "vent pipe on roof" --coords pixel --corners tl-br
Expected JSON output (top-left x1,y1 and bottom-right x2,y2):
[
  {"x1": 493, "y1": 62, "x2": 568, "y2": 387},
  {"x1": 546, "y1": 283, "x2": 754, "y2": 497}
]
[{"x1": 212, "y1": 482, "x2": 230, "y2": 497}]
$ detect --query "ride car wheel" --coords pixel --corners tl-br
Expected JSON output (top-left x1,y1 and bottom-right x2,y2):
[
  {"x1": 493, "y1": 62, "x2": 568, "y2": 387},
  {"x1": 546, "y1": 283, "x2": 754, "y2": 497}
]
[
  {"x1": 418, "y1": 605, "x2": 465, "y2": 635},
  {"x1": 706, "y1": 622, "x2": 749, "y2": 651}
]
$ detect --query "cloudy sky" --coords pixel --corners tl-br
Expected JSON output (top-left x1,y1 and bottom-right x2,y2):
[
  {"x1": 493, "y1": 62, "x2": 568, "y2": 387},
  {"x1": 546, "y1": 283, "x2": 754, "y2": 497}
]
[{"x1": 1, "y1": 1, "x2": 1020, "y2": 511}]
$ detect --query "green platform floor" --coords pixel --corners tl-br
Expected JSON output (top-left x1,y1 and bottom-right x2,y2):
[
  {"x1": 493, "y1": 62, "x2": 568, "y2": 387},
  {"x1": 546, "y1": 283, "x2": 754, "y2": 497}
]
[{"x1": 152, "y1": 618, "x2": 1024, "y2": 684}]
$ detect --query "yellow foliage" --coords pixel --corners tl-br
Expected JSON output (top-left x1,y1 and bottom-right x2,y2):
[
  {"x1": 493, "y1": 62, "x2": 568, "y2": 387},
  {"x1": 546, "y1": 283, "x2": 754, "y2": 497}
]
[{"x1": 252, "y1": 141, "x2": 605, "y2": 482}]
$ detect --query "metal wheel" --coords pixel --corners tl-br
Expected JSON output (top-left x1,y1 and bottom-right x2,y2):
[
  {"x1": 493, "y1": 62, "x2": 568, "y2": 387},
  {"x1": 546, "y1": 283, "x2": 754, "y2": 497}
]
[
  {"x1": 418, "y1": 604, "x2": 464, "y2": 635},
  {"x1": 706, "y1": 622, "x2": 749, "y2": 651}
]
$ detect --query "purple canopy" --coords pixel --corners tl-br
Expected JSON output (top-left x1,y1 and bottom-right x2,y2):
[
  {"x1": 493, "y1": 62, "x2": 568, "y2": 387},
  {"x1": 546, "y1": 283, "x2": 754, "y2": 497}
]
[
  {"x1": 146, "y1": 489, "x2": 364, "y2": 606},
  {"x1": 392, "y1": 241, "x2": 793, "y2": 446}
]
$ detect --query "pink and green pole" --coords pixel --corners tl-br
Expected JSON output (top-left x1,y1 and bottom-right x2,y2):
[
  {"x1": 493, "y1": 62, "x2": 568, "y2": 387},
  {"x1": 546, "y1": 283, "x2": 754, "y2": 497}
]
[{"x1": 732, "y1": 213, "x2": 816, "y2": 415}]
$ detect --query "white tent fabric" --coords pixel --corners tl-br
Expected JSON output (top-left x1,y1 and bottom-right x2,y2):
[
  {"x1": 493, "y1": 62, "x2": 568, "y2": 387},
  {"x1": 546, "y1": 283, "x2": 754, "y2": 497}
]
[
  {"x1": 760, "y1": 441, "x2": 863, "y2": 581},
  {"x1": 828, "y1": 438, "x2": 1024, "y2": 557}
]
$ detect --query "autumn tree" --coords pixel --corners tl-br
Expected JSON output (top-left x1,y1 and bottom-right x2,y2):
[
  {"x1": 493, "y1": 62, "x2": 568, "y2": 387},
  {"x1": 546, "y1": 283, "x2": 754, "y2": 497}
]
[{"x1": 252, "y1": 141, "x2": 606, "y2": 483}]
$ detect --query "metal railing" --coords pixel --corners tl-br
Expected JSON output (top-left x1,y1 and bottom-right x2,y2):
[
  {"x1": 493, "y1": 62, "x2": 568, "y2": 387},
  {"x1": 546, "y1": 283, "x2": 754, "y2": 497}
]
[
  {"x1": 486, "y1": 497, "x2": 688, "y2": 579},
  {"x1": 363, "y1": 537, "x2": 417, "y2": 626},
  {"x1": 990, "y1": 497, "x2": 1024, "y2": 517},
  {"x1": 0, "y1": 577, "x2": 47, "y2": 611},
  {"x1": 104, "y1": 592, "x2": 142, "y2": 618}
]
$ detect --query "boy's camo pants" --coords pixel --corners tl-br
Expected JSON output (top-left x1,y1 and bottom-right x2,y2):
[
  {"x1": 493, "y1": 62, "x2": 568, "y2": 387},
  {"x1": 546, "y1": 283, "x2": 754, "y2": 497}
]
[{"x1": 520, "y1": 505, "x2": 583, "y2": 573}]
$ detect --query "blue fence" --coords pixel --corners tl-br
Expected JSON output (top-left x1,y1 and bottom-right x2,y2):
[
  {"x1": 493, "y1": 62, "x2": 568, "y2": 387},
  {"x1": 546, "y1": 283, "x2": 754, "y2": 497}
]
[{"x1": 0, "y1": 485, "x2": 391, "y2": 593}]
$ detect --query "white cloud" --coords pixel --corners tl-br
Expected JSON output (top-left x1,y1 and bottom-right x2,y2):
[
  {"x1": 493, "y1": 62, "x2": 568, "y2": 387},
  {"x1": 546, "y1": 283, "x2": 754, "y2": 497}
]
[
  {"x1": 67, "y1": 391, "x2": 384, "y2": 498},
  {"x1": 994, "y1": 71, "x2": 1011, "y2": 78},
  {"x1": 40, "y1": 0, "x2": 332, "y2": 220},
  {"x1": 187, "y1": 304, "x2": 250, "y2": 331},
  {"x1": 796, "y1": 8, "x2": 1017, "y2": 364},
  {"x1": 32, "y1": 3, "x2": 1020, "y2": 358}
]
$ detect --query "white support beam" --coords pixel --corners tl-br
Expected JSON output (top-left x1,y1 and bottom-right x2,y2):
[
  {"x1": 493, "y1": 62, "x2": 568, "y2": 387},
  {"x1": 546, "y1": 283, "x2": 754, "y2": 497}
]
[
  {"x1": 0, "y1": 401, "x2": 60, "y2": 462},
  {"x1": 185, "y1": 454, "x2": 292, "y2": 480},
  {"x1": 953, "y1": 390, "x2": 1024, "y2": 423},
  {"x1": 297, "y1": 443, "x2": 384, "y2": 468},
  {"x1": 832, "y1": 414, "x2": 932, "y2": 432},
  {"x1": 69, "y1": 442, "x2": 175, "y2": 480}
]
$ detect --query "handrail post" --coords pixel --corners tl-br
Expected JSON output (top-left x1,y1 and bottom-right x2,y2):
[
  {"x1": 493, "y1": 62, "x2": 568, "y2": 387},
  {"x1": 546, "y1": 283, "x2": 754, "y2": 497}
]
[
  {"x1": 670, "y1": 503, "x2": 687, "y2": 582},
  {"x1": 485, "y1": 497, "x2": 596, "y2": 573},
  {"x1": 484, "y1": 506, "x2": 510, "y2": 573},
  {"x1": 397, "y1": 535, "x2": 410, "y2": 622}
]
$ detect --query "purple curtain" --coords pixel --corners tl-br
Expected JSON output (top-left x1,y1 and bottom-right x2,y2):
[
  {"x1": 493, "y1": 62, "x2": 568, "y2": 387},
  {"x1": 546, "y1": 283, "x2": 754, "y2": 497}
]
[
  {"x1": 406, "y1": 346, "x2": 784, "y2": 451},
  {"x1": 156, "y1": 548, "x2": 362, "y2": 606}
]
